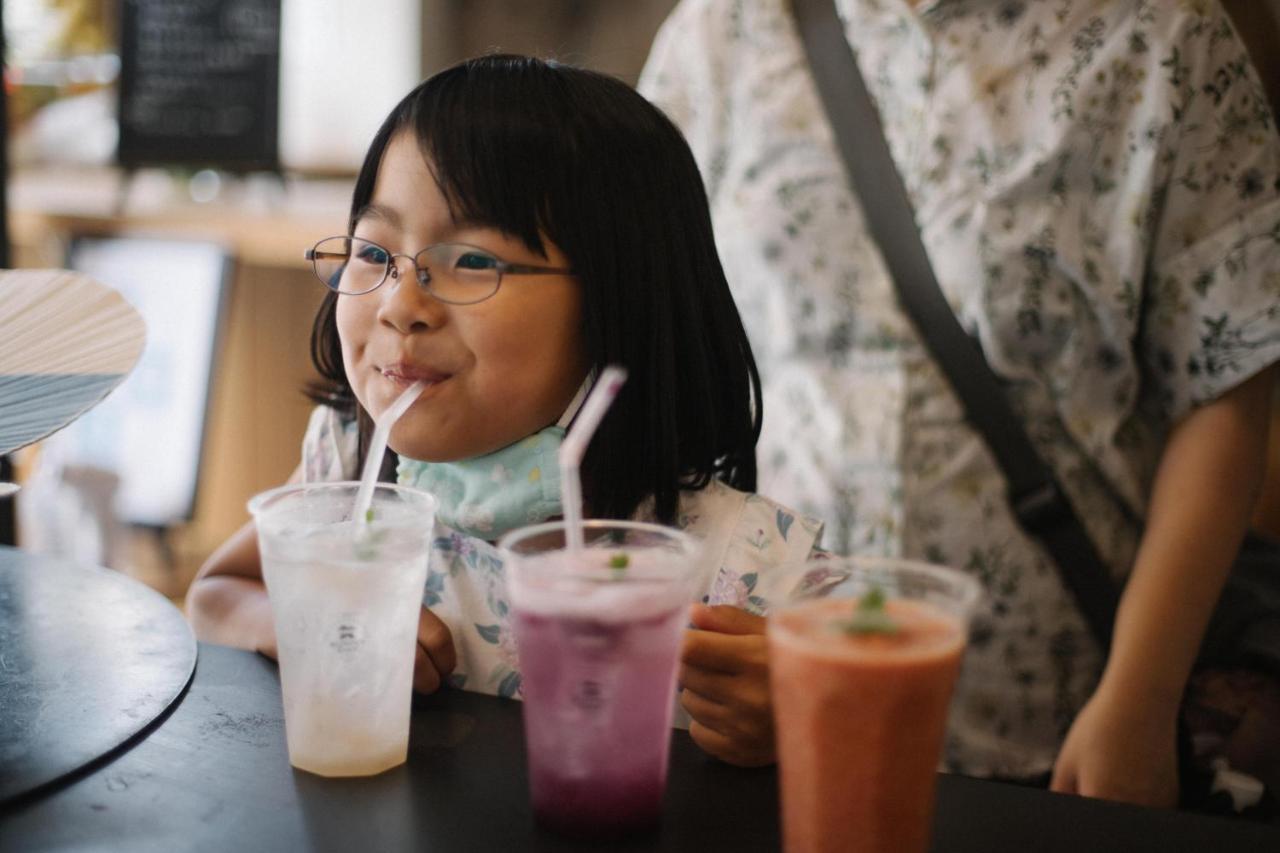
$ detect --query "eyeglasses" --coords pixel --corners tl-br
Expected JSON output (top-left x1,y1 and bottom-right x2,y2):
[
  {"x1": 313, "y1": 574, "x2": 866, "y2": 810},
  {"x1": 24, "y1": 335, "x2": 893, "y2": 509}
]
[{"x1": 304, "y1": 236, "x2": 574, "y2": 304}]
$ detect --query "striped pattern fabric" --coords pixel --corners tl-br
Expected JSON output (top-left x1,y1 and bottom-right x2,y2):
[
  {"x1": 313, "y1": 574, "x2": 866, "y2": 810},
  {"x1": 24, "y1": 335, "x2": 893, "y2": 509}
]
[{"x1": 0, "y1": 270, "x2": 146, "y2": 456}]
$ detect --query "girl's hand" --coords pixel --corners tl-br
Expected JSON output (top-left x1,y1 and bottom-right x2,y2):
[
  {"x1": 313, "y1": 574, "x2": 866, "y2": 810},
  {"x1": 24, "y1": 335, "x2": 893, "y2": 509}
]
[
  {"x1": 1050, "y1": 685, "x2": 1180, "y2": 808},
  {"x1": 412, "y1": 606, "x2": 456, "y2": 694},
  {"x1": 679, "y1": 605, "x2": 775, "y2": 767},
  {"x1": 257, "y1": 635, "x2": 278, "y2": 661}
]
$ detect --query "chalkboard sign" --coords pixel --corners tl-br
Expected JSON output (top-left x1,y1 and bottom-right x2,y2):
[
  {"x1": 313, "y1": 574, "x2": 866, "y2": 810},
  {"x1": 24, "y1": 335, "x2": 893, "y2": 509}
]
[{"x1": 118, "y1": 0, "x2": 281, "y2": 171}]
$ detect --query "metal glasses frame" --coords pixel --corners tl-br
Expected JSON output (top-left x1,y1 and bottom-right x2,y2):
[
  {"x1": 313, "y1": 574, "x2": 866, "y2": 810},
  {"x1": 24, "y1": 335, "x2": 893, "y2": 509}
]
[{"x1": 304, "y1": 236, "x2": 574, "y2": 304}]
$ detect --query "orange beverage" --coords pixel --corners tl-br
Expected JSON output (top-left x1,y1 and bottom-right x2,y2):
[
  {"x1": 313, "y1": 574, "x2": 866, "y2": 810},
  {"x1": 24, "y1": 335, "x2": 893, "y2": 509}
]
[{"x1": 766, "y1": 560, "x2": 979, "y2": 853}]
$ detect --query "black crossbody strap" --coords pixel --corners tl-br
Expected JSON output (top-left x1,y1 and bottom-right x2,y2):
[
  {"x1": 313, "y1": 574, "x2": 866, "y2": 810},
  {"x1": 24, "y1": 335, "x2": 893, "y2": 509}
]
[{"x1": 792, "y1": 0, "x2": 1119, "y2": 648}]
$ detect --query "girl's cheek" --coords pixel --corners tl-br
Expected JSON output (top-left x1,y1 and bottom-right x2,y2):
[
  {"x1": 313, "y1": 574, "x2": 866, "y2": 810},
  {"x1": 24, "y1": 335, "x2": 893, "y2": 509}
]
[{"x1": 335, "y1": 305, "x2": 373, "y2": 363}]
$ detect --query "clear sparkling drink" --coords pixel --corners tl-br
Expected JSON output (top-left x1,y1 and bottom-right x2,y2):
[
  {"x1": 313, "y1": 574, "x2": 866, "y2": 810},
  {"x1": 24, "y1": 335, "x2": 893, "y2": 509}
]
[{"x1": 251, "y1": 482, "x2": 436, "y2": 777}]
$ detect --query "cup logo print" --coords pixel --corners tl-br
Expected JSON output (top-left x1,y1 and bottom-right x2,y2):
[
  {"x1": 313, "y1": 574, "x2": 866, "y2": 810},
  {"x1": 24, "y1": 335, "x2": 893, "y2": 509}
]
[
  {"x1": 329, "y1": 613, "x2": 364, "y2": 655},
  {"x1": 571, "y1": 679, "x2": 606, "y2": 711}
]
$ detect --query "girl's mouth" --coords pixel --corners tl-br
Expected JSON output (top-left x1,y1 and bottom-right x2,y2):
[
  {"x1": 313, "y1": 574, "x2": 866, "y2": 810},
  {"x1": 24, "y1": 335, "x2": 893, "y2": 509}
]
[{"x1": 379, "y1": 363, "x2": 451, "y2": 388}]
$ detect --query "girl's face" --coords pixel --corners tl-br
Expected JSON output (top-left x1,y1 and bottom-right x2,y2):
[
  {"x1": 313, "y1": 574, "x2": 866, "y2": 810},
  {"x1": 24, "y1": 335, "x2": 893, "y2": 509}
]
[{"x1": 337, "y1": 131, "x2": 587, "y2": 461}]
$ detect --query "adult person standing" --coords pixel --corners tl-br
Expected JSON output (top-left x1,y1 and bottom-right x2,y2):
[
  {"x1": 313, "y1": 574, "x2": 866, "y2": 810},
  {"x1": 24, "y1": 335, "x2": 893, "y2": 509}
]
[{"x1": 639, "y1": 0, "x2": 1280, "y2": 806}]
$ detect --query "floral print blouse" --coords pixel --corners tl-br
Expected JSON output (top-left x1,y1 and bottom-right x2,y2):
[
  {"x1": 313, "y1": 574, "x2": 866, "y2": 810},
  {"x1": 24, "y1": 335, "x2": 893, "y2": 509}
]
[
  {"x1": 640, "y1": 0, "x2": 1280, "y2": 777},
  {"x1": 301, "y1": 406, "x2": 824, "y2": 704}
]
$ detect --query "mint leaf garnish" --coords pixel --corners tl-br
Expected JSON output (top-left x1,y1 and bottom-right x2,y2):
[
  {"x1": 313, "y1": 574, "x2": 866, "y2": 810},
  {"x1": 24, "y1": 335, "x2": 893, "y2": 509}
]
[
  {"x1": 353, "y1": 528, "x2": 387, "y2": 560},
  {"x1": 842, "y1": 584, "x2": 899, "y2": 635},
  {"x1": 608, "y1": 552, "x2": 629, "y2": 580},
  {"x1": 862, "y1": 586, "x2": 887, "y2": 610}
]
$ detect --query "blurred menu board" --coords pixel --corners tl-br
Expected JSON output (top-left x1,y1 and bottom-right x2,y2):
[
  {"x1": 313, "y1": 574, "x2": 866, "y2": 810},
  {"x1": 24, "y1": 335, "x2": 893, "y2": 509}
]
[{"x1": 117, "y1": 0, "x2": 281, "y2": 171}]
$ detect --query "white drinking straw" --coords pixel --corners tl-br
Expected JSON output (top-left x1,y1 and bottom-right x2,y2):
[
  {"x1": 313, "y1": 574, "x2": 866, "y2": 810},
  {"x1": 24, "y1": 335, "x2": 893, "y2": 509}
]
[
  {"x1": 559, "y1": 365, "x2": 628, "y2": 553},
  {"x1": 353, "y1": 380, "x2": 426, "y2": 525}
]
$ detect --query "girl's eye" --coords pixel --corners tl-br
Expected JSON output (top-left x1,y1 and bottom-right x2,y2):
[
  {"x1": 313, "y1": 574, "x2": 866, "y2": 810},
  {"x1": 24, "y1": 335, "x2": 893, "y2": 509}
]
[
  {"x1": 454, "y1": 251, "x2": 499, "y2": 271},
  {"x1": 355, "y1": 244, "x2": 389, "y2": 265}
]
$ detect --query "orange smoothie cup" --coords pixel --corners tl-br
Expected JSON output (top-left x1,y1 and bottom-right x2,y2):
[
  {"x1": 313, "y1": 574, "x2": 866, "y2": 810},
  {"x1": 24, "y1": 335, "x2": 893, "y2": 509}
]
[{"x1": 766, "y1": 558, "x2": 981, "y2": 853}]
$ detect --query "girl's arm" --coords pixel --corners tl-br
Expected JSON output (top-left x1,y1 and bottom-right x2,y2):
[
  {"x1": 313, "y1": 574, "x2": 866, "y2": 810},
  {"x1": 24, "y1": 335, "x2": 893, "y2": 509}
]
[
  {"x1": 1051, "y1": 366, "x2": 1275, "y2": 805},
  {"x1": 187, "y1": 519, "x2": 278, "y2": 655},
  {"x1": 185, "y1": 466, "x2": 457, "y2": 693},
  {"x1": 185, "y1": 467, "x2": 303, "y2": 658}
]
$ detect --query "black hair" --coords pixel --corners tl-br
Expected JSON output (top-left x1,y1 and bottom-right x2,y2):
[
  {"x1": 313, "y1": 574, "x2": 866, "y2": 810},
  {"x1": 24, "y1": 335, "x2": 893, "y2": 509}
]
[{"x1": 309, "y1": 54, "x2": 761, "y2": 524}]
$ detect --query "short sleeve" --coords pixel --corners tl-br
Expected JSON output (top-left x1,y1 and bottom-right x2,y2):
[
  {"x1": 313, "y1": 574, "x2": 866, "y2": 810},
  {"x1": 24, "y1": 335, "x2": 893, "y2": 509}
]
[
  {"x1": 1141, "y1": 7, "x2": 1280, "y2": 421},
  {"x1": 300, "y1": 405, "x2": 359, "y2": 483},
  {"x1": 707, "y1": 493, "x2": 825, "y2": 615},
  {"x1": 807, "y1": 543, "x2": 833, "y2": 560}
]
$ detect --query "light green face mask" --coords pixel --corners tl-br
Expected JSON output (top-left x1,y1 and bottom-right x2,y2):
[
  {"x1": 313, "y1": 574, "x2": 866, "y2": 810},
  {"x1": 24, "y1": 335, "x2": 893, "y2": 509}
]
[
  {"x1": 396, "y1": 426, "x2": 565, "y2": 540},
  {"x1": 395, "y1": 374, "x2": 592, "y2": 540}
]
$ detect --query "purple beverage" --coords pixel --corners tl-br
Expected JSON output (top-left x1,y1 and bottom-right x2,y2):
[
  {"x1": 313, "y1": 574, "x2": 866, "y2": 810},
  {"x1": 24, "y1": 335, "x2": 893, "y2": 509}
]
[{"x1": 500, "y1": 521, "x2": 700, "y2": 839}]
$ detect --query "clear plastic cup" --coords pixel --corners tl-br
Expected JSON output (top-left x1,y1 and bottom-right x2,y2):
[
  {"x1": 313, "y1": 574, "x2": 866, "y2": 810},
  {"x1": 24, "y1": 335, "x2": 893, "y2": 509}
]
[
  {"x1": 249, "y1": 481, "x2": 437, "y2": 777},
  {"x1": 764, "y1": 557, "x2": 982, "y2": 853},
  {"x1": 499, "y1": 520, "x2": 702, "y2": 838}
]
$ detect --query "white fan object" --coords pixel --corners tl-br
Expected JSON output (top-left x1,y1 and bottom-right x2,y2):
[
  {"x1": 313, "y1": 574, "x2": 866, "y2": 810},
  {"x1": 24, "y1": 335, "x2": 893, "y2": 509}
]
[{"x1": 0, "y1": 269, "x2": 146, "y2": 457}]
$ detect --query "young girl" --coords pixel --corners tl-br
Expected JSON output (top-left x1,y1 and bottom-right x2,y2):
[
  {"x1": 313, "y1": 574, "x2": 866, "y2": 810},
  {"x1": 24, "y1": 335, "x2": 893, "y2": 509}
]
[{"x1": 187, "y1": 54, "x2": 823, "y2": 768}]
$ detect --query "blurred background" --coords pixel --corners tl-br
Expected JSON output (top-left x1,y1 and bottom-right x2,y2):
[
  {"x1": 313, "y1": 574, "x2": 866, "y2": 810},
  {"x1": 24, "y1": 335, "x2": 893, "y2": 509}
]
[
  {"x1": 1, "y1": 0, "x2": 679, "y2": 601},
  {"x1": 0, "y1": 0, "x2": 1276, "y2": 607}
]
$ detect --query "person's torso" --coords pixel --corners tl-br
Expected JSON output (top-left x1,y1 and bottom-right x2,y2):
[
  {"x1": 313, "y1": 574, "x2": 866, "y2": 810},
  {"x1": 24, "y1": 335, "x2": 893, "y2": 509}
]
[{"x1": 640, "y1": 0, "x2": 1207, "y2": 776}]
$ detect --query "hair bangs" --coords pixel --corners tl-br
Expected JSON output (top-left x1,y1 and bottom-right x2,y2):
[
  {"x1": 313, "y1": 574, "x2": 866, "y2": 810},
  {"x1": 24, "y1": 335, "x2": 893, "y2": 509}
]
[{"x1": 402, "y1": 56, "x2": 575, "y2": 259}]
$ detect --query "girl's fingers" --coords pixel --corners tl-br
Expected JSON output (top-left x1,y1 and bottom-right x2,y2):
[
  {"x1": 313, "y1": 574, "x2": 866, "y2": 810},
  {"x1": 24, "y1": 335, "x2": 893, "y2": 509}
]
[
  {"x1": 687, "y1": 717, "x2": 775, "y2": 768},
  {"x1": 412, "y1": 644, "x2": 443, "y2": 694},
  {"x1": 681, "y1": 665, "x2": 773, "y2": 717},
  {"x1": 677, "y1": 664, "x2": 740, "y2": 705},
  {"x1": 417, "y1": 606, "x2": 457, "y2": 675},
  {"x1": 681, "y1": 628, "x2": 768, "y2": 674},
  {"x1": 680, "y1": 687, "x2": 734, "y2": 732},
  {"x1": 677, "y1": 667, "x2": 773, "y2": 731},
  {"x1": 413, "y1": 607, "x2": 455, "y2": 694},
  {"x1": 689, "y1": 604, "x2": 766, "y2": 635},
  {"x1": 688, "y1": 718, "x2": 738, "y2": 762}
]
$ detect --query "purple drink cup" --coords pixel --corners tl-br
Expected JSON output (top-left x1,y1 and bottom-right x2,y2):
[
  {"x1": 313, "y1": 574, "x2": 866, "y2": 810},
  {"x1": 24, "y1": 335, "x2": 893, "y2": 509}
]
[{"x1": 500, "y1": 520, "x2": 701, "y2": 838}]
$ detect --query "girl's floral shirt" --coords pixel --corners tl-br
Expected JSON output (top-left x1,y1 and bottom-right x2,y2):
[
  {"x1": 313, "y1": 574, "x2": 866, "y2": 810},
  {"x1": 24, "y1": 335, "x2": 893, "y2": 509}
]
[
  {"x1": 301, "y1": 405, "x2": 823, "y2": 706},
  {"x1": 640, "y1": 0, "x2": 1280, "y2": 777}
]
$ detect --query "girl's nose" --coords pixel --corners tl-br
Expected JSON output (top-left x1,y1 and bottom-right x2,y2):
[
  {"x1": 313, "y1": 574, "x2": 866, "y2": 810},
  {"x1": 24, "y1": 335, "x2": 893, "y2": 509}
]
[{"x1": 376, "y1": 257, "x2": 446, "y2": 333}]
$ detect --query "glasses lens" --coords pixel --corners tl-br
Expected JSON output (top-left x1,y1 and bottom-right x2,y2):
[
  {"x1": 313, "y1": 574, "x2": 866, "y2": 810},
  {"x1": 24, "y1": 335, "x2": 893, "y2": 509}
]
[
  {"x1": 418, "y1": 244, "x2": 501, "y2": 304},
  {"x1": 311, "y1": 237, "x2": 388, "y2": 294}
]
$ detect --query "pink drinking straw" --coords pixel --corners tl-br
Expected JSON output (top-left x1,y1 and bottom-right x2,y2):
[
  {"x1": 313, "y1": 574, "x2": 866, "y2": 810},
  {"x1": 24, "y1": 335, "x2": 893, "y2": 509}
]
[
  {"x1": 559, "y1": 365, "x2": 628, "y2": 553},
  {"x1": 352, "y1": 380, "x2": 426, "y2": 526}
]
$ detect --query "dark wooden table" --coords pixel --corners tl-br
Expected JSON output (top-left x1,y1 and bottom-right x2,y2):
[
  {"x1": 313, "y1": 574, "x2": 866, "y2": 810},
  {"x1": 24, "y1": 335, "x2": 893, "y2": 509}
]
[
  {"x1": 2, "y1": 641, "x2": 1278, "y2": 852},
  {"x1": 0, "y1": 547, "x2": 196, "y2": 804}
]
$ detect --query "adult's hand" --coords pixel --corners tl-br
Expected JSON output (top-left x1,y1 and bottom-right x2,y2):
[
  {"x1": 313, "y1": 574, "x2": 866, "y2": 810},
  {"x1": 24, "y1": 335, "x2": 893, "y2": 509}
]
[{"x1": 1051, "y1": 685, "x2": 1179, "y2": 808}]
